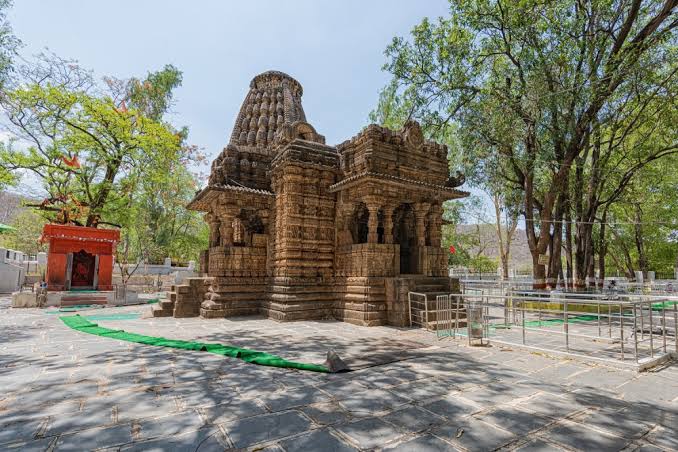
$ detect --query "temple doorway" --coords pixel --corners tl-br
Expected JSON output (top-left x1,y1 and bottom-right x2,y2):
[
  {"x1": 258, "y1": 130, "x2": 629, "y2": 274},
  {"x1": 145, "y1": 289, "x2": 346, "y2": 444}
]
[
  {"x1": 394, "y1": 204, "x2": 417, "y2": 274},
  {"x1": 70, "y1": 250, "x2": 97, "y2": 289}
]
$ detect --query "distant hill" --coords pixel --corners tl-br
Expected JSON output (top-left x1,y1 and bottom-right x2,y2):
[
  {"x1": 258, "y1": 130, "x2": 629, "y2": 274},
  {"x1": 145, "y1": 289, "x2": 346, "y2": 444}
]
[
  {"x1": 0, "y1": 191, "x2": 25, "y2": 224},
  {"x1": 0, "y1": 191, "x2": 43, "y2": 224},
  {"x1": 455, "y1": 223, "x2": 532, "y2": 271}
]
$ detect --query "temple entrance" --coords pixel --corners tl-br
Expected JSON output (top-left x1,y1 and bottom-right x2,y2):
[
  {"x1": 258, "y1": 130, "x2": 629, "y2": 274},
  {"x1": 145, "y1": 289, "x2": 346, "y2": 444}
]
[
  {"x1": 393, "y1": 204, "x2": 417, "y2": 274},
  {"x1": 70, "y1": 250, "x2": 96, "y2": 289},
  {"x1": 348, "y1": 202, "x2": 369, "y2": 244}
]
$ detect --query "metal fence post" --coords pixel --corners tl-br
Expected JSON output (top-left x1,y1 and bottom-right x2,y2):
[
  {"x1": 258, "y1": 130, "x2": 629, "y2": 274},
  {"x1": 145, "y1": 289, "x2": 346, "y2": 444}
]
[
  {"x1": 662, "y1": 303, "x2": 667, "y2": 353},
  {"x1": 649, "y1": 300, "x2": 654, "y2": 358},
  {"x1": 597, "y1": 302, "x2": 601, "y2": 337},
  {"x1": 424, "y1": 294, "x2": 429, "y2": 330},
  {"x1": 564, "y1": 300, "x2": 569, "y2": 351},
  {"x1": 619, "y1": 303, "x2": 624, "y2": 361},
  {"x1": 633, "y1": 303, "x2": 638, "y2": 363},
  {"x1": 521, "y1": 300, "x2": 526, "y2": 345}
]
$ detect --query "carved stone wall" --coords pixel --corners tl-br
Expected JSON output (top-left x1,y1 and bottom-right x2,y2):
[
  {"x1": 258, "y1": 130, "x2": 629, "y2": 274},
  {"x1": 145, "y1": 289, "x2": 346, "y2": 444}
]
[{"x1": 335, "y1": 244, "x2": 399, "y2": 277}]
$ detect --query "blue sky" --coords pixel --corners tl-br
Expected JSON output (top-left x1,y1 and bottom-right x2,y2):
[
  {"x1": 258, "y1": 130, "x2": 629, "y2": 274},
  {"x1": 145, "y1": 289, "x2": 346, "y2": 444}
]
[{"x1": 8, "y1": 0, "x2": 451, "y2": 163}]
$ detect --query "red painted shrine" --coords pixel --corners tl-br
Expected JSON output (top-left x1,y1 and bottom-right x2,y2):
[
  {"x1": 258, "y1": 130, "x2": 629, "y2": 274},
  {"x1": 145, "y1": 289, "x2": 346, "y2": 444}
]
[{"x1": 41, "y1": 224, "x2": 120, "y2": 291}]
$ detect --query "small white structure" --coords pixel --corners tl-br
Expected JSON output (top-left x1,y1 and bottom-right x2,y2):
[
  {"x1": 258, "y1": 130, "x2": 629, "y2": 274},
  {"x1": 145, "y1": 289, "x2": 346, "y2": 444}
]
[{"x1": 0, "y1": 247, "x2": 26, "y2": 293}]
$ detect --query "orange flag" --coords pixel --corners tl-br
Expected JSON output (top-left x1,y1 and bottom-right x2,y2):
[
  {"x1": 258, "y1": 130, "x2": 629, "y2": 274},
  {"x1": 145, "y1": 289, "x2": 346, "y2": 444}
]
[{"x1": 62, "y1": 155, "x2": 81, "y2": 169}]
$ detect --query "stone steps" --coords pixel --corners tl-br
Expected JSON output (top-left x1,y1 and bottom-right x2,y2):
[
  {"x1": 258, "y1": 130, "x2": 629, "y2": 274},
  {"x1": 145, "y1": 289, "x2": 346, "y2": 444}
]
[
  {"x1": 60, "y1": 295, "x2": 108, "y2": 307},
  {"x1": 150, "y1": 294, "x2": 176, "y2": 317}
]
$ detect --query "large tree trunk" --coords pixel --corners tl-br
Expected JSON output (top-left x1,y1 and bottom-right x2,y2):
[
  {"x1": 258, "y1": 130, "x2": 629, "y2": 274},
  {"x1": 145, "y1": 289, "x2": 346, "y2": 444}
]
[
  {"x1": 587, "y1": 238, "x2": 596, "y2": 288},
  {"x1": 597, "y1": 209, "x2": 609, "y2": 288},
  {"x1": 634, "y1": 204, "x2": 648, "y2": 276},
  {"x1": 611, "y1": 228, "x2": 636, "y2": 280},
  {"x1": 493, "y1": 192, "x2": 517, "y2": 280},
  {"x1": 548, "y1": 191, "x2": 566, "y2": 288},
  {"x1": 565, "y1": 209, "x2": 573, "y2": 289}
]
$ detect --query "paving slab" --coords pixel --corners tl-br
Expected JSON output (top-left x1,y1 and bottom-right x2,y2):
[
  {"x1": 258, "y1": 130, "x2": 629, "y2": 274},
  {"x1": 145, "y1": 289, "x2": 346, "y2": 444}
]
[
  {"x1": 474, "y1": 406, "x2": 553, "y2": 436},
  {"x1": 433, "y1": 418, "x2": 516, "y2": 451},
  {"x1": 45, "y1": 407, "x2": 115, "y2": 435},
  {"x1": 259, "y1": 386, "x2": 330, "y2": 412},
  {"x1": 279, "y1": 428, "x2": 357, "y2": 452},
  {"x1": 422, "y1": 394, "x2": 480, "y2": 420},
  {"x1": 334, "y1": 417, "x2": 406, "y2": 449},
  {"x1": 514, "y1": 438, "x2": 566, "y2": 451},
  {"x1": 138, "y1": 410, "x2": 205, "y2": 440},
  {"x1": 201, "y1": 398, "x2": 267, "y2": 424},
  {"x1": 336, "y1": 388, "x2": 410, "y2": 416},
  {"x1": 0, "y1": 418, "x2": 44, "y2": 445},
  {"x1": 299, "y1": 402, "x2": 351, "y2": 426},
  {"x1": 220, "y1": 411, "x2": 311, "y2": 448},
  {"x1": 53, "y1": 423, "x2": 133, "y2": 451},
  {"x1": 384, "y1": 434, "x2": 459, "y2": 451},
  {"x1": 382, "y1": 405, "x2": 447, "y2": 433},
  {"x1": 121, "y1": 427, "x2": 227, "y2": 452},
  {"x1": 0, "y1": 436, "x2": 56, "y2": 452},
  {"x1": 542, "y1": 421, "x2": 632, "y2": 451}
]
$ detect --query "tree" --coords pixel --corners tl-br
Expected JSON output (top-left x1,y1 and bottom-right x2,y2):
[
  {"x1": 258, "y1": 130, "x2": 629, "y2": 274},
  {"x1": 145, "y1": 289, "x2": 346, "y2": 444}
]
[
  {"x1": 1, "y1": 54, "x2": 208, "y2": 264},
  {"x1": 113, "y1": 163, "x2": 208, "y2": 264},
  {"x1": 0, "y1": 0, "x2": 19, "y2": 88},
  {"x1": 606, "y1": 155, "x2": 678, "y2": 279},
  {"x1": 0, "y1": 208, "x2": 47, "y2": 254},
  {"x1": 377, "y1": 0, "x2": 677, "y2": 288},
  {"x1": 0, "y1": 54, "x2": 185, "y2": 227},
  {"x1": 0, "y1": 0, "x2": 19, "y2": 189}
]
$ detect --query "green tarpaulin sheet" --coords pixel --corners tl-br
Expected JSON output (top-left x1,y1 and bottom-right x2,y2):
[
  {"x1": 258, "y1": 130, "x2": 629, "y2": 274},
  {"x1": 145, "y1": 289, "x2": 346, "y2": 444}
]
[
  {"x1": 60, "y1": 315, "x2": 329, "y2": 373},
  {"x1": 524, "y1": 314, "x2": 600, "y2": 327},
  {"x1": 651, "y1": 300, "x2": 678, "y2": 311},
  {"x1": 0, "y1": 223, "x2": 15, "y2": 233}
]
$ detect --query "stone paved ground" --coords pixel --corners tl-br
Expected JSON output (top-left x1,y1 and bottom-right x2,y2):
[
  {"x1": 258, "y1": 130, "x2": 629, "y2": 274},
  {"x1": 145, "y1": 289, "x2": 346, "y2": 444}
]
[{"x1": 0, "y1": 296, "x2": 676, "y2": 451}]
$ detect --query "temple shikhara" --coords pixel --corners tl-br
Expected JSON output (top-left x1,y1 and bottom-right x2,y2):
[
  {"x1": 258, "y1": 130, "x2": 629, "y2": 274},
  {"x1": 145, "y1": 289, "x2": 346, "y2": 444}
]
[{"x1": 153, "y1": 71, "x2": 468, "y2": 325}]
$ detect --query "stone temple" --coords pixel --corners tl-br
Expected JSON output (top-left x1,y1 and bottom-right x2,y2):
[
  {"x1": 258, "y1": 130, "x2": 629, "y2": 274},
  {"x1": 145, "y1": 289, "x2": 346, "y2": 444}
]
[{"x1": 152, "y1": 70, "x2": 468, "y2": 326}]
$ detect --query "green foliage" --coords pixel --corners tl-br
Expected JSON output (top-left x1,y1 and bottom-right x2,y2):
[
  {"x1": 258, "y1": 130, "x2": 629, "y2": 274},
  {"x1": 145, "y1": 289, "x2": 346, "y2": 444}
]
[
  {"x1": 0, "y1": 77, "x2": 182, "y2": 226},
  {"x1": 374, "y1": 0, "x2": 678, "y2": 281},
  {"x1": 114, "y1": 164, "x2": 208, "y2": 264},
  {"x1": 468, "y1": 255, "x2": 498, "y2": 273},
  {"x1": 0, "y1": 54, "x2": 208, "y2": 263},
  {"x1": 0, "y1": 0, "x2": 19, "y2": 89},
  {"x1": 0, "y1": 208, "x2": 47, "y2": 254},
  {"x1": 606, "y1": 154, "x2": 678, "y2": 276}
]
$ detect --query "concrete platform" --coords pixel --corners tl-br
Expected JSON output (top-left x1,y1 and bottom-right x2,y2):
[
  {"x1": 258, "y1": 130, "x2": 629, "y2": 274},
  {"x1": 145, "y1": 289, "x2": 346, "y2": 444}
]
[{"x1": 0, "y1": 296, "x2": 676, "y2": 451}]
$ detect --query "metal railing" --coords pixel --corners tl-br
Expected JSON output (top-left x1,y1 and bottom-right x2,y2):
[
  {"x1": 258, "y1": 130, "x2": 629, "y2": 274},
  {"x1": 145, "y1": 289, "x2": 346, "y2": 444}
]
[
  {"x1": 424, "y1": 290, "x2": 677, "y2": 369},
  {"x1": 407, "y1": 292, "x2": 429, "y2": 329}
]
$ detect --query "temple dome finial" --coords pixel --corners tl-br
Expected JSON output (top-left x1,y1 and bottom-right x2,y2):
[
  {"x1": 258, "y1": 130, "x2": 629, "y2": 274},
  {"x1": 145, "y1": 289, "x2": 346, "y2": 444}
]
[{"x1": 229, "y1": 70, "x2": 307, "y2": 147}]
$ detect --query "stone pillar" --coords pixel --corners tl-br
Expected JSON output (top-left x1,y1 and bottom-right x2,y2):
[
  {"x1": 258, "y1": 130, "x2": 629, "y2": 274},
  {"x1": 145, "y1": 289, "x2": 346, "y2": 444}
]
[
  {"x1": 205, "y1": 213, "x2": 221, "y2": 247},
  {"x1": 429, "y1": 203, "x2": 443, "y2": 247},
  {"x1": 383, "y1": 204, "x2": 395, "y2": 244},
  {"x1": 414, "y1": 202, "x2": 430, "y2": 246},
  {"x1": 365, "y1": 200, "x2": 381, "y2": 244},
  {"x1": 217, "y1": 205, "x2": 239, "y2": 247}
]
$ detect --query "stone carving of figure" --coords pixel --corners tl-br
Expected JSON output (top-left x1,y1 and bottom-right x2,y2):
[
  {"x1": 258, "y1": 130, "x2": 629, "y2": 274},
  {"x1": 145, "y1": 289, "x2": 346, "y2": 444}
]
[
  {"x1": 445, "y1": 171, "x2": 466, "y2": 188},
  {"x1": 233, "y1": 218, "x2": 245, "y2": 245},
  {"x1": 403, "y1": 120, "x2": 424, "y2": 150}
]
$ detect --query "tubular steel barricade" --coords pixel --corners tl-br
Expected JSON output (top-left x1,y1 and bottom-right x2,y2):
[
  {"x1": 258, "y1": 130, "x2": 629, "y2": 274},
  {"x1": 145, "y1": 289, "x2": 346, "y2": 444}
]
[
  {"x1": 425, "y1": 290, "x2": 677, "y2": 370},
  {"x1": 408, "y1": 292, "x2": 429, "y2": 329}
]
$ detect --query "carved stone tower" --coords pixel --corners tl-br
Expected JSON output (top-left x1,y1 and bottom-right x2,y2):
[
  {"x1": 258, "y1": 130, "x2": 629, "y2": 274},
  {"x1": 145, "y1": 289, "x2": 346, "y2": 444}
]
[{"x1": 178, "y1": 70, "x2": 469, "y2": 325}]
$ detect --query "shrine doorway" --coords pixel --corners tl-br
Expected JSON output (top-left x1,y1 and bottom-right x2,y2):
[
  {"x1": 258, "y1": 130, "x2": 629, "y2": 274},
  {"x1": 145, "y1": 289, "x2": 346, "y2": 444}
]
[
  {"x1": 69, "y1": 250, "x2": 97, "y2": 290},
  {"x1": 349, "y1": 202, "x2": 369, "y2": 244},
  {"x1": 394, "y1": 204, "x2": 417, "y2": 274}
]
